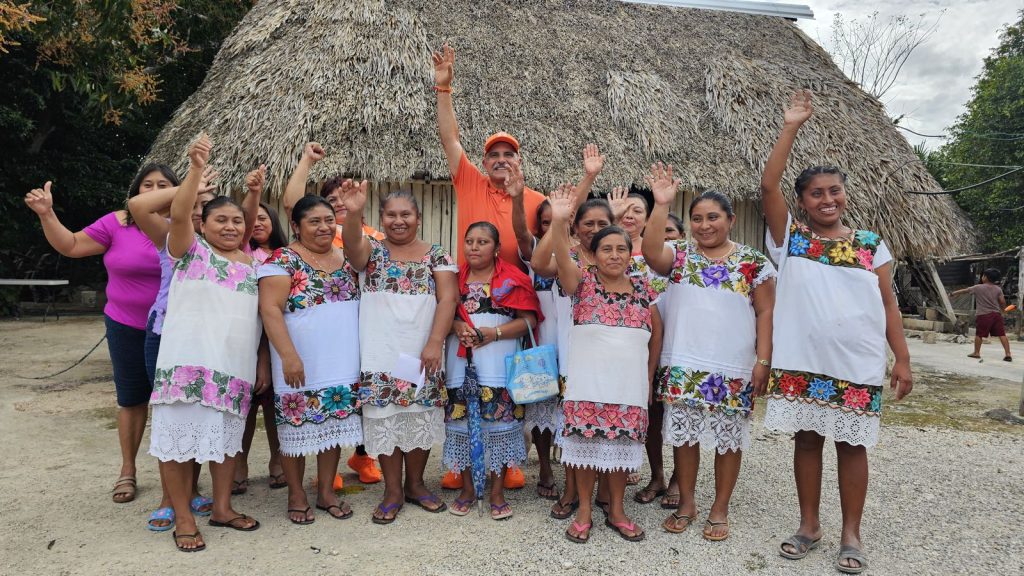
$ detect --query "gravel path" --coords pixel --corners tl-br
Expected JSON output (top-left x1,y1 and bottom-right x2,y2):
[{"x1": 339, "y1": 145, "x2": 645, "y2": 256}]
[{"x1": 1, "y1": 318, "x2": 1021, "y2": 575}]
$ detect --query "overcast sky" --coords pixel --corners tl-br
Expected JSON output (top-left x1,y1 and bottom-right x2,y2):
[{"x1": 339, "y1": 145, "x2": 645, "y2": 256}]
[{"x1": 797, "y1": 0, "x2": 1020, "y2": 149}]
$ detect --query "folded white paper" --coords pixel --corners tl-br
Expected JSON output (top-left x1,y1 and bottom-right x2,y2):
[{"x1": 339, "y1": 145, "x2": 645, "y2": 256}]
[{"x1": 392, "y1": 352, "x2": 426, "y2": 388}]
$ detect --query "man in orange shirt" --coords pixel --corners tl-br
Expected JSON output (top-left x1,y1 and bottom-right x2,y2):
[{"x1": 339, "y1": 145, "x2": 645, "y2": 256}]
[{"x1": 432, "y1": 44, "x2": 602, "y2": 271}]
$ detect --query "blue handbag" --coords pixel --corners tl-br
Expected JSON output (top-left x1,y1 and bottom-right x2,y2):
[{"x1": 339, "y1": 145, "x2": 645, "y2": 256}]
[{"x1": 505, "y1": 318, "x2": 559, "y2": 404}]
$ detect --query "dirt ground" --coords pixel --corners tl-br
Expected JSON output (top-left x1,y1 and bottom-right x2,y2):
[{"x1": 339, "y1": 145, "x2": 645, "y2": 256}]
[{"x1": 0, "y1": 317, "x2": 1021, "y2": 575}]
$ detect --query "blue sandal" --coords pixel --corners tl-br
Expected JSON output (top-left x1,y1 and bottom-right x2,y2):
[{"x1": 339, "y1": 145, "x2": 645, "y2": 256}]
[
  {"x1": 147, "y1": 507, "x2": 175, "y2": 532},
  {"x1": 190, "y1": 495, "x2": 213, "y2": 516}
]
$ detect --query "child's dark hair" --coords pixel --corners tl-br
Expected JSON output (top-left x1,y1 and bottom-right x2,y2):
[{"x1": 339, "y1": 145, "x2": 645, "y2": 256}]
[
  {"x1": 590, "y1": 225, "x2": 632, "y2": 254},
  {"x1": 982, "y1": 267, "x2": 1002, "y2": 283},
  {"x1": 291, "y1": 195, "x2": 335, "y2": 226},
  {"x1": 201, "y1": 196, "x2": 243, "y2": 222},
  {"x1": 688, "y1": 190, "x2": 735, "y2": 218},
  {"x1": 795, "y1": 166, "x2": 848, "y2": 197},
  {"x1": 574, "y1": 199, "x2": 614, "y2": 228},
  {"x1": 126, "y1": 163, "x2": 180, "y2": 226},
  {"x1": 379, "y1": 189, "x2": 420, "y2": 217},
  {"x1": 250, "y1": 202, "x2": 287, "y2": 251},
  {"x1": 466, "y1": 221, "x2": 500, "y2": 246},
  {"x1": 667, "y1": 213, "x2": 685, "y2": 234},
  {"x1": 534, "y1": 199, "x2": 551, "y2": 237}
]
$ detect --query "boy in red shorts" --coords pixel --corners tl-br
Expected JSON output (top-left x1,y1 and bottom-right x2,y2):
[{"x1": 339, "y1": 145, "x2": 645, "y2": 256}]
[{"x1": 952, "y1": 268, "x2": 1013, "y2": 361}]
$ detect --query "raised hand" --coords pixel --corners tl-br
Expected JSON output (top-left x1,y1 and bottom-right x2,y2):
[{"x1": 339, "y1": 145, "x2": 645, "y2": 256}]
[
  {"x1": 548, "y1": 183, "x2": 576, "y2": 223},
  {"x1": 24, "y1": 181, "x2": 54, "y2": 215},
  {"x1": 338, "y1": 179, "x2": 369, "y2": 214},
  {"x1": 582, "y1": 143, "x2": 605, "y2": 177},
  {"x1": 431, "y1": 43, "x2": 455, "y2": 88},
  {"x1": 199, "y1": 167, "x2": 220, "y2": 195},
  {"x1": 607, "y1": 185, "x2": 629, "y2": 221},
  {"x1": 504, "y1": 157, "x2": 525, "y2": 198},
  {"x1": 304, "y1": 142, "x2": 326, "y2": 163},
  {"x1": 244, "y1": 164, "x2": 266, "y2": 196},
  {"x1": 645, "y1": 162, "x2": 682, "y2": 206},
  {"x1": 784, "y1": 89, "x2": 813, "y2": 127},
  {"x1": 188, "y1": 133, "x2": 212, "y2": 168}
]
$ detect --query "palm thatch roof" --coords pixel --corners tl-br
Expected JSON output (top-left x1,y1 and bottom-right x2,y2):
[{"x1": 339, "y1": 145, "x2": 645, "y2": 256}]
[{"x1": 146, "y1": 0, "x2": 973, "y2": 259}]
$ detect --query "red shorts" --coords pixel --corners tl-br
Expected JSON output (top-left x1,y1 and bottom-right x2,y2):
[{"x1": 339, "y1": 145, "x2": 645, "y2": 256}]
[{"x1": 976, "y1": 312, "x2": 1006, "y2": 337}]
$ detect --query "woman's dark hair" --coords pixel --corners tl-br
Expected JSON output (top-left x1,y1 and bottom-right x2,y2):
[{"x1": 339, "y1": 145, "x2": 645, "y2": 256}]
[
  {"x1": 982, "y1": 267, "x2": 1002, "y2": 283},
  {"x1": 291, "y1": 195, "x2": 335, "y2": 226},
  {"x1": 688, "y1": 190, "x2": 735, "y2": 218},
  {"x1": 574, "y1": 198, "x2": 613, "y2": 228},
  {"x1": 250, "y1": 202, "x2": 287, "y2": 251},
  {"x1": 590, "y1": 225, "x2": 632, "y2": 254},
  {"x1": 667, "y1": 213, "x2": 685, "y2": 234},
  {"x1": 795, "y1": 166, "x2": 848, "y2": 197},
  {"x1": 125, "y1": 163, "x2": 179, "y2": 226},
  {"x1": 319, "y1": 175, "x2": 345, "y2": 199},
  {"x1": 466, "y1": 221, "x2": 500, "y2": 246},
  {"x1": 379, "y1": 189, "x2": 420, "y2": 217},
  {"x1": 534, "y1": 199, "x2": 551, "y2": 238},
  {"x1": 201, "y1": 196, "x2": 243, "y2": 222}
]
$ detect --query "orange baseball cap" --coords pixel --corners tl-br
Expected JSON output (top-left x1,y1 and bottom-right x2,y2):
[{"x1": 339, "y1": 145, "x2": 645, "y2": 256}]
[{"x1": 484, "y1": 132, "x2": 520, "y2": 153}]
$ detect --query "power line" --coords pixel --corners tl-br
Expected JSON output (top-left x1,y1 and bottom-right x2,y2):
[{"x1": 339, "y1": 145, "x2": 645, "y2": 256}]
[
  {"x1": 904, "y1": 167, "x2": 1023, "y2": 195},
  {"x1": 897, "y1": 125, "x2": 1024, "y2": 141}
]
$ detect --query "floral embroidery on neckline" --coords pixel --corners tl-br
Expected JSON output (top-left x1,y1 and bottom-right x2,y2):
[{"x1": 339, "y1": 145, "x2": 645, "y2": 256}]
[
  {"x1": 787, "y1": 222, "x2": 881, "y2": 272},
  {"x1": 174, "y1": 236, "x2": 257, "y2": 295}
]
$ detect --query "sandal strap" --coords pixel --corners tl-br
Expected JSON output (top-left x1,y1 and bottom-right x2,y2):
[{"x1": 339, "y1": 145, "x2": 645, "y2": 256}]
[
  {"x1": 705, "y1": 519, "x2": 729, "y2": 527},
  {"x1": 113, "y1": 477, "x2": 136, "y2": 488},
  {"x1": 782, "y1": 534, "x2": 815, "y2": 553},
  {"x1": 839, "y1": 545, "x2": 867, "y2": 563}
]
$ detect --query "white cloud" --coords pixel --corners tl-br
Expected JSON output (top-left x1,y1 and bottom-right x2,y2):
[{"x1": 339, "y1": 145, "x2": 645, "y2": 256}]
[{"x1": 798, "y1": 0, "x2": 1020, "y2": 148}]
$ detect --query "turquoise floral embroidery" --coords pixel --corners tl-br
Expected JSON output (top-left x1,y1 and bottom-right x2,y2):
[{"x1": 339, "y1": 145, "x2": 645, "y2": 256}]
[
  {"x1": 767, "y1": 368, "x2": 882, "y2": 416},
  {"x1": 275, "y1": 383, "x2": 360, "y2": 427},
  {"x1": 787, "y1": 222, "x2": 883, "y2": 272},
  {"x1": 174, "y1": 236, "x2": 257, "y2": 295}
]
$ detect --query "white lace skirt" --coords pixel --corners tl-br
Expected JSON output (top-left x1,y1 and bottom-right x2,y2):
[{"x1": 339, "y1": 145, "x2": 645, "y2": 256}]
[
  {"x1": 361, "y1": 404, "x2": 445, "y2": 457},
  {"x1": 149, "y1": 402, "x2": 245, "y2": 464},
  {"x1": 277, "y1": 414, "x2": 363, "y2": 457},
  {"x1": 663, "y1": 404, "x2": 752, "y2": 454},
  {"x1": 524, "y1": 398, "x2": 562, "y2": 435},
  {"x1": 560, "y1": 435, "x2": 644, "y2": 473},
  {"x1": 443, "y1": 421, "x2": 526, "y2": 474},
  {"x1": 763, "y1": 397, "x2": 880, "y2": 448}
]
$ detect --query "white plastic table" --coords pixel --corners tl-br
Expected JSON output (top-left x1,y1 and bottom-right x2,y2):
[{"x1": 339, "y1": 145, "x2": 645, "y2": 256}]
[{"x1": 0, "y1": 279, "x2": 70, "y2": 320}]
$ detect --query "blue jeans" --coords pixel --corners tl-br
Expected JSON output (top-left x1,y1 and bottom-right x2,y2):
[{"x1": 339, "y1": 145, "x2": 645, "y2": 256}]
[{"x1": 104, "y1": 314, "x2": 151, "y2": 407}]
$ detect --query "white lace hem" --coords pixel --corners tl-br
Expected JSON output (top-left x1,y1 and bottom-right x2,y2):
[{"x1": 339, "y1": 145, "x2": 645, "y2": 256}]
[
  {"x1": 763, "y1": 396, "x2": 880, "y2": 447},
  {"x1": 524, "y1": 398, "x2": 563, "y2": 434},
  {"x1": 362, "y1": 407, "x2": 445, "y2": 456},
  {"x1": 443, "y1": 424, "x2": 526, "y2": 474},
  {"x1": 277, "y1": 415, "x2": 363, "y2": 457},
  {"x1": 663, "y1": 403, "x2": 751, "y2": 454},
  {"x1": 149, "y1": 403, "x2": 245, "y2": 464},
  {"x1": 559, "y1": 434, "x2": 644, "y2": 473}
]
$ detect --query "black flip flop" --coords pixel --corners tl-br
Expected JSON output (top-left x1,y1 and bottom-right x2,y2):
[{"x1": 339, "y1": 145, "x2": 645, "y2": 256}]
[
  {"x1": 404, "y1": 494, "x2": 447, "y2": 513},
  {"x1": 550, "y1": 498, "x2": 579, "y2": 520},
  {"x1": 269, "y1": 473, "x2": 288, "y2": 489},
  {"x1": 316, "y1": 502, "x2": 354, "y2": 520},
  {"x1": 208, "y1": 514, "x2": 260, "y2": 531},
  {"x1": 536, "y1": 482, "x2": 560, "y2": 501},
  {"x1": 288, "y1": 507, "x2": 314, "y2": 525},
  {"x1": 173, "y1": 531, "x2": 206, "y2": 552}
]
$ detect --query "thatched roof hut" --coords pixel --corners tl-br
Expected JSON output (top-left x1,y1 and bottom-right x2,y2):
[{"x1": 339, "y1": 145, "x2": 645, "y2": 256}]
[{"x1": 146, "y1": 0, "x2": 973, "y2": 260}]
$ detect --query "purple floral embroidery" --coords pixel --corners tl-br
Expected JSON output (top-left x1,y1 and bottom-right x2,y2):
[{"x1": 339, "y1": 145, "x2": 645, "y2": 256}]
[
  {"x1": 151, "y1": 364, "x2": 252, "y2": 416},
  {"x1": 322, "y1": 276, "x2": 351, "y2": 302},
  {"x1": 698, "y1": 374, "x2": 728, "y2": 403},
  {"x1": 699, "y1": 265, "x2": 729, "y2": 289}
]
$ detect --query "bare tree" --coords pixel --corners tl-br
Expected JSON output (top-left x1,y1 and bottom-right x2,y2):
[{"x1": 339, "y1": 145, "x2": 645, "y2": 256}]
[{"x1": 827, "y1": 11, "x2": 943, "y2": 101}]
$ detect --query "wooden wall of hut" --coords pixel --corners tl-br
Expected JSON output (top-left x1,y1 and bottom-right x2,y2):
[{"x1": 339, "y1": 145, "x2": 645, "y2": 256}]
[{"x1": 267, "y1": 181, "x2": 767, "y2": 256}]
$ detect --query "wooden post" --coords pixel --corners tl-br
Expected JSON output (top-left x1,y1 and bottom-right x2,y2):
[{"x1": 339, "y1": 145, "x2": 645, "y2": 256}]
[
  {"x1": 1016, "y1": 247, "x2": 1024, "y2": 339},
  {"x1": 926, "y1": 259, "x2": 958, "y2": 325}
]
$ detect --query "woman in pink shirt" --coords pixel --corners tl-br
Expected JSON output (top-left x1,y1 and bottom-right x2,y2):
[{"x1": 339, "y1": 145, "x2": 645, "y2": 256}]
[{"x1": 25, "y1": 165, "x2": 174, "y2": 504}]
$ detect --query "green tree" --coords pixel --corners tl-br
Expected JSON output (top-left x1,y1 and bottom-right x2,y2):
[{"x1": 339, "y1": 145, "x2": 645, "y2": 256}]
[
  {"x1": 0, "y1": 1, "x2": 251, "y2": 291},
  {"x1": 939, "y1": 10, "x2": 1024, "y2": 252}
]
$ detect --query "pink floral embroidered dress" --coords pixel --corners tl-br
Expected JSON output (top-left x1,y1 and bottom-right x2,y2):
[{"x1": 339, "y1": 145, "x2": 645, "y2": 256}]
[
  {"x1": 258, "y1": 247, "x2": 363, "y2": 456},
  {"x1": 560, "y1": 268, "x2": 659, "y2": 472},
  {"x1": 763, "y1": 215, "x2": 892, "y2": 447},
  {"x1": 149, "y1": 235, "x2": 261, "y2": 463}
]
